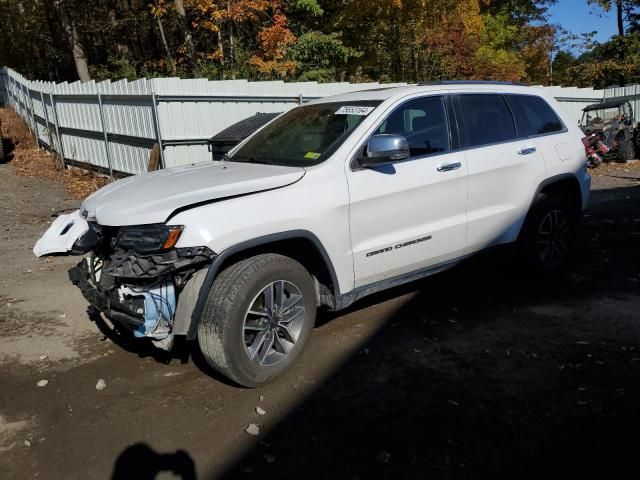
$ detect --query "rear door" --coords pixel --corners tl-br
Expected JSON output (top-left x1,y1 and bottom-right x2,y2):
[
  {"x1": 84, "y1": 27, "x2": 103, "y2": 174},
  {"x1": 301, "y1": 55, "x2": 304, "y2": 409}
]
[
  {"x1": 347, "y1": 95, "x2": 468, "y2": 288},
  {"x1": 452, "y1": 93, "x2": 547, "y2": 252}
]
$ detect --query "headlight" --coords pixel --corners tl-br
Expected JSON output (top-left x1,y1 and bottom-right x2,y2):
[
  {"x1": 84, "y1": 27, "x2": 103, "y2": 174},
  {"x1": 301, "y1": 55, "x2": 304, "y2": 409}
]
[{"x1": 114, "y1": 225, "x2": 183, "y2": 254}]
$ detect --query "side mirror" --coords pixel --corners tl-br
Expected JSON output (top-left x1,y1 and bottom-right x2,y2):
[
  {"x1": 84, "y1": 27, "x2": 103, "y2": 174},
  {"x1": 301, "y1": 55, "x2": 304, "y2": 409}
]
[{"x1": 358, "y1": 134, "x2": 410, "y2": 168}]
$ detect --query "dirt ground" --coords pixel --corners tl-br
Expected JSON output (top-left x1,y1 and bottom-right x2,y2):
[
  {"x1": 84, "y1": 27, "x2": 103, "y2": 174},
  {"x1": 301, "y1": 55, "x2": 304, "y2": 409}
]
[{"x1": 1, "y1": 142, "x2": 640, "y2": 479}]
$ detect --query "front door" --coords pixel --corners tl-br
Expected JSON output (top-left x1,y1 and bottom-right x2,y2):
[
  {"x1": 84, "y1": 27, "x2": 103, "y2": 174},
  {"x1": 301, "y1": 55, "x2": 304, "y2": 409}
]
[{"x1": 347, "y1": 95, "x2": 468, "y2": 288}]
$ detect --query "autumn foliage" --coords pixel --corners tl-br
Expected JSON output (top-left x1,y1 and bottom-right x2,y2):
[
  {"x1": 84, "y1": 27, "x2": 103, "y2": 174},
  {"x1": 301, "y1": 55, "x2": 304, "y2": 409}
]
[{"x1": 1, "y1": 0, "x2": 639, "y2": 86}]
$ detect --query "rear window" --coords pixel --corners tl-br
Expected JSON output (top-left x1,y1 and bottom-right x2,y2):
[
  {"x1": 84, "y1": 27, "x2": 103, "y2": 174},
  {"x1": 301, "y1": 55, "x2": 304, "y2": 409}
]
[
  {"x1": 454, "y1": 94, "x2": 517, "y2": 148},
  {"x1": 509, "y1": 94, "x2": 564, "y2": 137}
]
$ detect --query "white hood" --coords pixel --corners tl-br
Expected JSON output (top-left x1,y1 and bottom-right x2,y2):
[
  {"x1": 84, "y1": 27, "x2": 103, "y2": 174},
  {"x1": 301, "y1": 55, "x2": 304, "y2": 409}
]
[{"x1": 82, "y1": 161, "x2": 305, "y2": 226}]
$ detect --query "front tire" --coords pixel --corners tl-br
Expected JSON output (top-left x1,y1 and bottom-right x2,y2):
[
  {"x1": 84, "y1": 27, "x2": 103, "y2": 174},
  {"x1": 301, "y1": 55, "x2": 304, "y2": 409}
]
[
  {"x1": 519, "y1": 193, "x2": 577, "y2": 274},
  {"x1": 198, "y1": 254, "x2": 317, "y2": 387}
]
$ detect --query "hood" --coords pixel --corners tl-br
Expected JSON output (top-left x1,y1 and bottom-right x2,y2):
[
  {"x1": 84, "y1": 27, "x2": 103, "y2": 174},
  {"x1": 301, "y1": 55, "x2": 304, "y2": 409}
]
[{"x1": 82, "y1": 161, "x2": 305, "y2": 226}]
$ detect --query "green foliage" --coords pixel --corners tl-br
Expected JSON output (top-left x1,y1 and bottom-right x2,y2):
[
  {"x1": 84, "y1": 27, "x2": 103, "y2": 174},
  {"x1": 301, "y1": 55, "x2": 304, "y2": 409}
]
[
  {"x1": 551, "y1": 50, "x2": 578, "y2": 86},
  {"x1": 285, "y1": 0, "x2": 324, "y2": 16},
  {"x1": 90, "y1": 58, "x2": 139, "y2": 82},
  {"x1": 291, "y1": 31, "x2": 361, "y2": 81},
  {"x1": 568, "y1": 33, "x2": 640, "y2": 87}
]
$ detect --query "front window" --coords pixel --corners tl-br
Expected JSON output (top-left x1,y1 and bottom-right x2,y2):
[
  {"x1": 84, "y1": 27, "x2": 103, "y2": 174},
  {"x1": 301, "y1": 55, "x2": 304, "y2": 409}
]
[{"x1": 229, "y1": 101, "x2": 381, "y2": 167}]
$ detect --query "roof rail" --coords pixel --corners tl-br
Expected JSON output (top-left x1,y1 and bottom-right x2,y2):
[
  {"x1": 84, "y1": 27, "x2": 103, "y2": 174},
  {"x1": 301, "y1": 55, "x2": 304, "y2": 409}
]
[{"x1": 418, "y1": 80, "x2": 529, "y2": 86}]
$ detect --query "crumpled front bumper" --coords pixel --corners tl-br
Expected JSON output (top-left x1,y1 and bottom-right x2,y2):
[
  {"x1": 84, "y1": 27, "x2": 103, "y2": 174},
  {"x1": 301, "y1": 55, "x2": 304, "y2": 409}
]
[
  {"x1": 69, "y1": 243, "x2": 215, "y2": 342},
  {"x1": 69, "y1": 259, "x2": 145, "y2": 332}
]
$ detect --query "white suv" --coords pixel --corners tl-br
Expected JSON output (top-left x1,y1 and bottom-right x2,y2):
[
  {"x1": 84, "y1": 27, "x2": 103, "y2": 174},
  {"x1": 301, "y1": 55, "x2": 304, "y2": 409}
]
[{"x1": 34, "y1": 82, "x2": 591, "y2": 386}]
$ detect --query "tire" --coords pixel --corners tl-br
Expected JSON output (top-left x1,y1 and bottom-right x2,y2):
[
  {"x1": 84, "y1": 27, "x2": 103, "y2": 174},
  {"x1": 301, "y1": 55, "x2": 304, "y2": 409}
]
[
  {"x1": 0, "y1": 132, "x2": 5, "y2": 163},
  {"x1": 198, "y1": 254, "x2": 317, "y2": 387},
  {"x1": 519, "y1": 193, "x2": 577, "y2": 274},
  {"x1": 619, "y1": 138, "x2": 635, "y2": 162}
]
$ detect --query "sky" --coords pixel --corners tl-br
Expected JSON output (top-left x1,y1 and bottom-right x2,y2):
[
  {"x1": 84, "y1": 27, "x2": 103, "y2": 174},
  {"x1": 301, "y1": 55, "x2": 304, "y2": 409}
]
[{"x1": 546, "y1": 0, "x2": 618, "y2": 49}]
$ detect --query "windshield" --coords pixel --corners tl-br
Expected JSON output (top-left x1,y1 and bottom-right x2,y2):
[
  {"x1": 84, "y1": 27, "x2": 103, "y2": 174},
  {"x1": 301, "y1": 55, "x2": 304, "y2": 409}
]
[{"x1": 229, "y1": 101, "x2": 381, "y2": 167}]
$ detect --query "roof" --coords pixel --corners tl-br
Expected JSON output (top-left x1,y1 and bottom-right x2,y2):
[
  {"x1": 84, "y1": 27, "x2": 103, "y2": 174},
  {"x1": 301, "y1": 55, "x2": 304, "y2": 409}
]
[
  {"x1": 306, "y1": 82, "x2": 543, "y2": 105},
  {"x1": 583, "y1": 99, "x2": 630, "y2": 112}
]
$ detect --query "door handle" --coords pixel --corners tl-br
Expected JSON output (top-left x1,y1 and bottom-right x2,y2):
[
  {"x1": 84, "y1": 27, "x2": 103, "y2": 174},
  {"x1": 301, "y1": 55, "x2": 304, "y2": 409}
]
[
  {"x1": 437, "y1": 162, "x2": 462, "y2": 172},
  {"x1": 518, "y1": 146, "x2": 537, "y2": 155}
]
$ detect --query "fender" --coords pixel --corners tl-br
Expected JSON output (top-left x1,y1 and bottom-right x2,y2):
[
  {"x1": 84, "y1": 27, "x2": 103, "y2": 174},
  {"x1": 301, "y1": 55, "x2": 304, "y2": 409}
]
[
  {"x1": 185, "y1": 230, "x2": 341, "y2": 340},
  {"x1": 527, "y1": 173, "x2": 583, "y2": 211}
]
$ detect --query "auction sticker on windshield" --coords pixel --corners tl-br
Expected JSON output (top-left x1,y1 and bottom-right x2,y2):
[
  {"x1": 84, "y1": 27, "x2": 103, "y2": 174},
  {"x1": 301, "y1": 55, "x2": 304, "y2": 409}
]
[{"x1": 335, "y1": 106, "x2": 375, "y2": 116}]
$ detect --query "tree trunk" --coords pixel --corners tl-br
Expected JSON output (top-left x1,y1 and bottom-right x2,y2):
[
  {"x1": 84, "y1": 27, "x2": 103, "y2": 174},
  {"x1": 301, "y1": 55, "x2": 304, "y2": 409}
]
[
  {"x1": 55, "y1": 1, "x2": 90, "y2": 81},
  {"x1": 173, "y1": 0, "x2": 199, "y2": 76},
  {"x1": 109, "y1": 9, "x2": 130, "y2": 60},
  {"x1": 156, "y1": 16, "x2": 177, "y2": 75},
  {"x1": 616, "y1": 0, "x2": 625, "y2": 36}
]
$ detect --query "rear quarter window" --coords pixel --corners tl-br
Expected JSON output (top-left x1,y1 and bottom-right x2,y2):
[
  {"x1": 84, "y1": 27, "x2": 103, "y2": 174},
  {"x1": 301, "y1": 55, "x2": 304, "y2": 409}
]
[{"x1": 508, "y1": 94, "x2": 565, "y2": 137}]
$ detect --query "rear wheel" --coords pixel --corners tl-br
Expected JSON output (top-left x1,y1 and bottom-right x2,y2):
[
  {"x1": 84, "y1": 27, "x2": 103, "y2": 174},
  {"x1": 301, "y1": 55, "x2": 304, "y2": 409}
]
[
  {"x1": 619, "y1": 138, "x2": 636, "y2": 162},
  {"x1": 0, "y1": 131, "x2": 5, "y2": 163},
  {"x1": 198, "y1": 254, "x2": 317, "y2": 387},
  {"x1": 519, "y1": 193, "x2": 577, "y2": 273}
]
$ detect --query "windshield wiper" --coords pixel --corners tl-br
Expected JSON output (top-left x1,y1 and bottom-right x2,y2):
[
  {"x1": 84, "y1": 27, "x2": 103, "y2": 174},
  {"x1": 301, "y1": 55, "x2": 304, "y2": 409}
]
[{"x1": 229, "y1": 156, "x2": 274, "y2": 165}]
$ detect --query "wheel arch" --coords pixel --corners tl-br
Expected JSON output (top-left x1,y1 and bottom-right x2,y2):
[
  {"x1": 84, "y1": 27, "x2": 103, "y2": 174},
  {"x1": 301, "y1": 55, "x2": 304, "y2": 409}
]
[
  {"x1": 521, "y1": 174, "x2": 583, "y2": 238},
  {"x1": 186, "y1": 230, "x2": 341, "y2": 340}
]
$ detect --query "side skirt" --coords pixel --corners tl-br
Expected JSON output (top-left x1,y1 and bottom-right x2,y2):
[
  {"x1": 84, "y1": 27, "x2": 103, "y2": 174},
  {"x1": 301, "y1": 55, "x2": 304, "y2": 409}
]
[{"x1": 333, "y1": 256, "x2": 467, "y2": 311}]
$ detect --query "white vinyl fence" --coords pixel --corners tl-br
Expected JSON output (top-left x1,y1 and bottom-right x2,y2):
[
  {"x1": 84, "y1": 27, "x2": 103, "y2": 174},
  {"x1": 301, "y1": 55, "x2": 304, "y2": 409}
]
[{"x1": 0, "y1": 66, "x2": 627, "y2": 176}]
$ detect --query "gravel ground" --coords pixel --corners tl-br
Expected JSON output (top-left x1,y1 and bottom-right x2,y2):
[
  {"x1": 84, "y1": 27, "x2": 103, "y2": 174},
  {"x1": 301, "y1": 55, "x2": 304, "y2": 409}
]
[{"x1": 0, "y1": 153, "x2": 639, "y2": 479}]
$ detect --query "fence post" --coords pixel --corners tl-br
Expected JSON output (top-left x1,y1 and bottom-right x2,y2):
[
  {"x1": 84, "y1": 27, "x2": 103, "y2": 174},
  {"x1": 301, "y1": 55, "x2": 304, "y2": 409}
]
[
  {"x1": 10, "y1": 75, "x2": 16, "y2": 109},
  {"x1": 39, "y1": 91, "x2": 52, "y2": 148},
  {"x1": 49, "y1": 93, "x2": 66, "y2": 169},
  {"x1": 97, "y1": 92, "x2": 114, "y2": 178},
  {"x1": 150, "y1": 92, "x2": 166, "y2": 169},
  {"x1": 22, "y1": 84, "x2": 38, "y2": 143}
]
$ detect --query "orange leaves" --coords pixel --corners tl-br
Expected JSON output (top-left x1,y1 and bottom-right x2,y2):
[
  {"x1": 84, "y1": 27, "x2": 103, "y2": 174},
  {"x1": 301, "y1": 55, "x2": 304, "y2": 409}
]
[
  {"x1": 250, "y1": 11, "x2": 297, "y2": 77},
  {"x1": 186, "y1": 0, "x2": 281, "y2": 30}
]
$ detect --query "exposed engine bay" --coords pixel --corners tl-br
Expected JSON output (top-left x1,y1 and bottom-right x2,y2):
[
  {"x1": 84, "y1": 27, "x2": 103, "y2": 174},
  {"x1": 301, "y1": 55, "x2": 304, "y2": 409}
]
[{"x1": 40, "y1": 215, "x2": 215, "y2": 346}]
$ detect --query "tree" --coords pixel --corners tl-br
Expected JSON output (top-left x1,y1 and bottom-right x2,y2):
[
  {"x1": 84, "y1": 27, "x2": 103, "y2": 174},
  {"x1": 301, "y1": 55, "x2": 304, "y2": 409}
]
[
  {"x1": 174, "y1": 0, "x2": 200, "y2": 76},
  {"x1": 290, "y1": 31, "x2": 361, "y2": 81},
  {"x1": 551, "y1": 50, "x2": 577, "y2": 85},
  {"x1": 588, "y1": 0, "x2": 640, "y2": 36},
  {"x1": 568, "y1": 32, "x2": 640, "y2": 87},
  {"x1": 54, "y1": 0, "x2": 90, "y2": 81}
]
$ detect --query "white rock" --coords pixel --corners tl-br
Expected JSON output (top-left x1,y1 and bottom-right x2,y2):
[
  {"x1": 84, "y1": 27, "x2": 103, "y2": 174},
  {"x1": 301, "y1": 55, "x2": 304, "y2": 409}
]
[
  {"x1": 245, "y1": 423, "x2": 260, "y2": 436},
  {"x1": 36, "y1": 380, "x2": 48, "y2": 387},
  {"x1": 39, "y1": 355, "x2": 48, "y2": 361},
  {"x1": 95, "y1": 379, "x2": 107, "y2": 391},
  {"x1": 259, "y1": 395, "x2": 265, "y2": 402},
  {"x1": 24, "y1": 440, "x2": 31, "y2": 447},
  {"x1": 256, "y1": 407, "x2": 267, "y2": 416}
]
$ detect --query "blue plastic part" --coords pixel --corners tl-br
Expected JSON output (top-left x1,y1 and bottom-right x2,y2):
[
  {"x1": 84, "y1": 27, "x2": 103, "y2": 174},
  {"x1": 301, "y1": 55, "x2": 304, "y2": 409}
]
[{"x1": 133, "y1": 279, "x2": 176, "y2": 339}]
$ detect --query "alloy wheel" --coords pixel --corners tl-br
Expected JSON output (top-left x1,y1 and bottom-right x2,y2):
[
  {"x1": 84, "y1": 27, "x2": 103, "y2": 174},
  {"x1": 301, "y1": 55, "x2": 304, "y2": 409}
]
[
  {"x1": 536, "y1": 209, "x2": 570, "y2": 266},
  {"x1": 242, "y1": 280, "x2": 306, "y2": 367}
]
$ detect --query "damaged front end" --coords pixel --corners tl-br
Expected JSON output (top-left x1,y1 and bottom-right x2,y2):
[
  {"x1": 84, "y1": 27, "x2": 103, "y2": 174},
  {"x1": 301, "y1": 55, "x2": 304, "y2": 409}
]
[{"x1": 37, "y1": 212, "x2": 214, "y2": 348}]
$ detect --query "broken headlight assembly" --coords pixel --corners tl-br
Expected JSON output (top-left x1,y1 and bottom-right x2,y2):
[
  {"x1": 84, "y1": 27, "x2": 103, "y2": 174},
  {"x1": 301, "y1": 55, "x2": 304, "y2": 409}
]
[{"x1": 113, "y1": 224, "x2": 184, "y2": 254}]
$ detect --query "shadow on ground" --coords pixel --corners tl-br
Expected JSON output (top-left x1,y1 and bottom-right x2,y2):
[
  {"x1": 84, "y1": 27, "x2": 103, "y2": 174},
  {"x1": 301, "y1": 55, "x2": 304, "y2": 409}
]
[
  {"x1": 210, "y1": 183, "x2": 640, "y2": 479},
  {"x1": 112, "y1": 443, "x2": 197, "y2": 480},
  {"x1": 1, "y1": 136, "x2": 15, "y2": 163}
]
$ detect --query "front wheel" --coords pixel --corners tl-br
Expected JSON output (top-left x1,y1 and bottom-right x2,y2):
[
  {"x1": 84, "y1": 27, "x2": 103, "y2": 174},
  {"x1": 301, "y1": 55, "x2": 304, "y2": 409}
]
[
  {"x1": 198, "y1": 254, "x2": 317, "y2": 387},
  {"x1": 519, "y1": 193, "x2": 577, "y2": 274}
]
